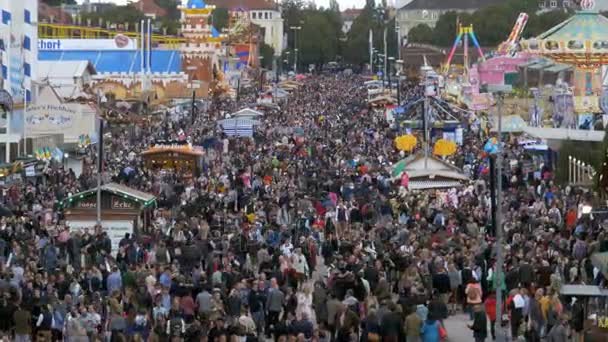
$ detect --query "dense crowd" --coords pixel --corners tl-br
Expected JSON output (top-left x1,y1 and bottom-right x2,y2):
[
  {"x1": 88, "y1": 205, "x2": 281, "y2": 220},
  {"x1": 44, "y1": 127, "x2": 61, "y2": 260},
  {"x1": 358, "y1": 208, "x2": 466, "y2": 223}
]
[{"x1": 0, "y1": 73, "x2": 604, "y2": 342}]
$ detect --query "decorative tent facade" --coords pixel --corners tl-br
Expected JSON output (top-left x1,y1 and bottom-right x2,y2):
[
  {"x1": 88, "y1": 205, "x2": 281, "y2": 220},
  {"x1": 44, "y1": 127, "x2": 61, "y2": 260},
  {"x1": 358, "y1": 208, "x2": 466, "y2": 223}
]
[
  {"x1": 141, "y1": 143, "x2": 204, "y2": 175},
  {"x1": 392, "y1": 154, "x2": 468, "y2": 190}
]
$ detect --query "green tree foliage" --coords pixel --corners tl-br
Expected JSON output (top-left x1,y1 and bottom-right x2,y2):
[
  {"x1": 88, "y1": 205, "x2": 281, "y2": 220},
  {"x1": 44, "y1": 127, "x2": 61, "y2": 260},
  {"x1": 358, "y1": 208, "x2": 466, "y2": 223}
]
[
  {"x1": 343, "y1": 1, "x2": 397, "y2": 66},
  {"x1": 279, "y1": 0, "x2": 342, "y2": 70},
  {"x1": 299, "y1": 10, "x2": 339, "y2": 68},
  {"x1": 209, "y1": 8, "x2": 230, "y2": 32},
  {"x1": 42, "y1": 0, "x2": 77, "y2": 5},
  {"x1": 259, "y1": 43, "x2": 275, "y2": 69},
  {"x1": 408, "y1": 0, "x2": 573, "y2": 47},
  {"x1": 81, "y1": 5, "x2": 146, "y2": 28},
  {"x1": 154, "y1": 0, "x2": 180, "y2": 20},
  {"x1": 408, "y1": 24, "x2": 433, "y2": 44}
]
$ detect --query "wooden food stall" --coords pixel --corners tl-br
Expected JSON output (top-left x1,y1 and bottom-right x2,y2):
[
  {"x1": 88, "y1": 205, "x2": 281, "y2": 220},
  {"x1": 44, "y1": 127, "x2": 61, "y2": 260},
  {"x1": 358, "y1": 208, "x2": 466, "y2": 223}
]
[
  {"x1": 141, "y1": 141, "x2": 204, "y2": 177},
  {"x1": 60, "y1": 183, "x2": 156, "y2": 251}
]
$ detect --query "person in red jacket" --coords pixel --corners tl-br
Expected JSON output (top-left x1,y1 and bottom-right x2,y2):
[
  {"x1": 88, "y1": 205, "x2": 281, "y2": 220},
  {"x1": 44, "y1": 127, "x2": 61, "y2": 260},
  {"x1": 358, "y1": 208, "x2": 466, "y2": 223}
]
[{"x1": 484, "y1": 293, "x2": 497, "y2": 340}]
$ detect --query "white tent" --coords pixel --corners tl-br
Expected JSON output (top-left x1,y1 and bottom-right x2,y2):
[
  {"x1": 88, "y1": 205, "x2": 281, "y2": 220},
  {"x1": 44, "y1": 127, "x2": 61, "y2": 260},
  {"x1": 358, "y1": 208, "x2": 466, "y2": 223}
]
[
  {"x1": 218, "y1": 118, "x2": 260, "y2": 137},
  {"x1": 232, "y1": 108, "x2": 264, "y2": 119}
]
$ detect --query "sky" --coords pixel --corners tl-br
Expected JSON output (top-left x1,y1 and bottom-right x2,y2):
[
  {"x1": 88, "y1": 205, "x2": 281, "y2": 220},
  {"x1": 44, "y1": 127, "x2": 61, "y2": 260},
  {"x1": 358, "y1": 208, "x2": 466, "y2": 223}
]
[{"x1": 75, "y1": 0, "x2": 368, "y2": 11}]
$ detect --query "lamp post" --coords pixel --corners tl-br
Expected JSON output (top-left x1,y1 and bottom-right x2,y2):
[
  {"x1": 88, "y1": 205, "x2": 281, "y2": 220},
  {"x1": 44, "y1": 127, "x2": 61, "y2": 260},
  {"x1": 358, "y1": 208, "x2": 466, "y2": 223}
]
[
  {"x1": 388, "y1": 56, "x2": 395, "y2": 93},
  {"x1": 487, "y1": 84, "x2": 513, "y2": 342},
  {"x1": 396, "y1": 25, "x2": 401, "y2": 61},
  {"x1": 290, "y1": 26, "x2": 302, "y2": 73},
  {"x1": 378, "y1": 53, "x2": 385, "y2": 90}
]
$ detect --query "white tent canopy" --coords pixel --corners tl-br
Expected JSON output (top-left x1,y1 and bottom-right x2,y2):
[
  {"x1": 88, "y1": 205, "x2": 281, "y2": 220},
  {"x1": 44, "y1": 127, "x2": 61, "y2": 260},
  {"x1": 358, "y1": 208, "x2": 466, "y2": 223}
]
[{"x1": 232, "y1": 107, "x2": 264, "y2": 119}]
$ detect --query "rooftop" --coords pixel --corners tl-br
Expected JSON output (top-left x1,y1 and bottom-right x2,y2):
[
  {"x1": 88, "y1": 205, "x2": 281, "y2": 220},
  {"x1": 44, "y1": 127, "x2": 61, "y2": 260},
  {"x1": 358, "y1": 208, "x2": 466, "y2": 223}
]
[
  {"x1": 135, "y1": 0, "x2": 168, "y2": 17},
  {"x1": 39, "y1": 50, "x2": 181, "y2": 74},
  {"x1": 205, "y1": 0, "x2": 278, "y2": 11},
  {"x1": 342, "y1": 8, "x2": 363, "y2": 20},
  {"x1": 38, "y1": 3, "x2": 73, "y2": 24},
  {"x1": 400, "y1": 0, "x2": 503, "y2": 11}
]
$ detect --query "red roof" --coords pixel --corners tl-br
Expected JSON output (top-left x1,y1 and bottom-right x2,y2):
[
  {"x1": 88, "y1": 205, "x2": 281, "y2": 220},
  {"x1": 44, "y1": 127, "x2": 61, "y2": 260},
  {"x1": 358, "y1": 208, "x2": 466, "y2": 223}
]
[
  {"x1": 341, "y1": 8, "x2": 362, "y2": 21},
  {"x1": 135, "y1": 0, "x2": 168, "y2": 17},
  {"x1": 206, "y1": 0, "x2": 279, "y2": 11},
  {"x1": 38, "y1": 3, "x2": 73, "y2": 24}
]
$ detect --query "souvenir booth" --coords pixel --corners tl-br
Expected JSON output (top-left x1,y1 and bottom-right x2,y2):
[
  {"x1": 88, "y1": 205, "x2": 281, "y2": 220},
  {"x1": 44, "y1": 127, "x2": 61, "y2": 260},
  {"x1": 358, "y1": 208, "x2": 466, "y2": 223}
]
[
  {"x1": 60, "y1": 183, "x2": 156, "y2": 251},
  {"x1": 141, "y1": 141, "x2": 204, "y2": 177}
]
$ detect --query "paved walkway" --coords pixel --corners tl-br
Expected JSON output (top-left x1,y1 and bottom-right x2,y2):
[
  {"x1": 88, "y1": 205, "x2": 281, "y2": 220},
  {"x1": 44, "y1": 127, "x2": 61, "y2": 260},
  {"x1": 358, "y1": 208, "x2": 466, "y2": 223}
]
[{"x1": 444, "y1": 313, "x2": 475, "y2": 341}]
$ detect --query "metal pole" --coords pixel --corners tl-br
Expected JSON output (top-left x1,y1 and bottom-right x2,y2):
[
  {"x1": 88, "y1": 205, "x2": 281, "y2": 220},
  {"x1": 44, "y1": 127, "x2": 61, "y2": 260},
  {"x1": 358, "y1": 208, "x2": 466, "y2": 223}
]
[
  {"x1": 423, "y1": 95, "x2": 429, "y2": 170},
  {"x1": 495, "y1": 92, "x2": 505, "y2": 342},
  {"x1": 96, "y1": 118, "x2": 104, "y2": 225},
  {"x1": 236, "y1": 77, "x2": 241, "y2": 102},
  {"x1": 388, "y1": 59, "x2": 392, "y2": 93},
  {"x1": 191, "y1": 90, "x2": 196, "y2": 125},
  {"x1": 23, "y1": 89, "x2": 27, "y2": 156},
  {"x1": 569, "y1": 156, "x2": 572, "y2": 184},
  {"x1": 397, "y1": 76, "x2": 401, "y2": 105},
  {"x1": 397, "y1": 26, "x2": 401, "y2": 61},
  {"x1": 383, "y1": 26, "x2": 387, "y2": 89}
]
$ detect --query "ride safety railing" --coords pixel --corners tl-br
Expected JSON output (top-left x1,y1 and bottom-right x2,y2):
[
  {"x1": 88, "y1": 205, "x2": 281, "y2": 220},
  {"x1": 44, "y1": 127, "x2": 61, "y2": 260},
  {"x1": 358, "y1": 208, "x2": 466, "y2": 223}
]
[{"x1": 38, "y1": 23, "x2": 185, "y2": 49}]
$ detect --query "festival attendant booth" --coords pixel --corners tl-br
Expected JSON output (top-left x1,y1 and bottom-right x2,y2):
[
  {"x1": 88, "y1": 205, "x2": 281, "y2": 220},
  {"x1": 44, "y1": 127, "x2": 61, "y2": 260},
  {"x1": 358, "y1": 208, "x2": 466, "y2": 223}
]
[
  {"x1": 141, "y1": 141, "x2": 204, "y2": 177},
  {"x1": 61, "y1": 183, "x2": 156, "y2": 251}
]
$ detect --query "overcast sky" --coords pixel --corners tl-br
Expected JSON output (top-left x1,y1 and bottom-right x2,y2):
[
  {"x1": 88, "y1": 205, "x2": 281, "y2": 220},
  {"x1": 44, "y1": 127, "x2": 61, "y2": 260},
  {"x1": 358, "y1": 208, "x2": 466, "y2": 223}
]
[{"x1": 75, "y1": 0, "x2": 368, "y2": 11}]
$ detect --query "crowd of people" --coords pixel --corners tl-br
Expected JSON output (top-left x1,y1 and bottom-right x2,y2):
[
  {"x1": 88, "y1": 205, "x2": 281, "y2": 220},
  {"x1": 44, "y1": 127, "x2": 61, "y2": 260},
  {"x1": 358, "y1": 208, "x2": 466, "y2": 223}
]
[{"x1": 0, "y1": 73, "x2": 604, "y2": 342}]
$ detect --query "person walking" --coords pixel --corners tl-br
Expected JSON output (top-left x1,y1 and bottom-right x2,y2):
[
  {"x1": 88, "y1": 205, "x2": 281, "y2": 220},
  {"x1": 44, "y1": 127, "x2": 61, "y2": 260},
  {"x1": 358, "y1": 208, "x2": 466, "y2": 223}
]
[
  {"x1": 421, "y1": 316, "x2": 441, "y2": 342},
  {"x1": 404, "y1": 306, "x2": 423, "y2": 342},
  {"x1": 265, "y1": 278, "x2": 284, "y2": 338},
  {"x1": 468, "y1": 304, "x2": 488, "y2": 342},
  {"x1": 13, "y1": 305, "x2": 32, "y2": 342},
  {"x1": 483, "y1": 293, "x2": 497, "y2": 340}
]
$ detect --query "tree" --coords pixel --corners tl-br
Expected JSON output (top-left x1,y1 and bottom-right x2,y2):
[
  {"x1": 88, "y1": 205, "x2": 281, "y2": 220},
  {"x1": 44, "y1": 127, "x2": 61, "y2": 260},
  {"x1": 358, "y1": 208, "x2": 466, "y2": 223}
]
[
  {"x1": 154, "y1": 0, "x2": 180, "y2": 20},
  {"x1": 299, "y1": 10, "x2": 339, "y2": 68},
  {"x1": 259, "y1": 43, "x2": 275, "y2": 69},
  {"x1": 408, "y1": 24, "x2": 433, "y2": 44},
  {"x1": 282, "y1": 0, "x2": 305, "y2": 50},
  {"x1": 42, "y1": 0, "x2": 77, "y2": 5},
  {"x1": 423, "y1": 0, "x2": 574, "y2": 48},
  {"x1": 329, "y1": 0, "x2": 340, "y2": 12},
  {"x1": 81, "y1": 5, "x2": 145, "y2": 28},
  {"x1": 209, "y1": 8, "x2": 229, "y2": 32}
]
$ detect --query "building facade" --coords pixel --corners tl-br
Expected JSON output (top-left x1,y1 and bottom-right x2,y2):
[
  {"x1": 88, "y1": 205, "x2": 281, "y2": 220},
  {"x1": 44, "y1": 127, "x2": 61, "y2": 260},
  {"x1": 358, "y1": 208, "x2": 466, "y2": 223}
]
[
  {"x1": 0, "y1": 0, "x2": 38, "y2": 103},
  {"x1": 396, "y1": 0, "x2": 502, "y2": 42},
  {"x1": 538, "y1": 0, "x2": 576, "y2": 12},
  {"x1": 207, "y1": 0, "x2": 283, "y2": 56},
  {"x1": 341, "y1": 8, "x2": 362, "y2": 34}
]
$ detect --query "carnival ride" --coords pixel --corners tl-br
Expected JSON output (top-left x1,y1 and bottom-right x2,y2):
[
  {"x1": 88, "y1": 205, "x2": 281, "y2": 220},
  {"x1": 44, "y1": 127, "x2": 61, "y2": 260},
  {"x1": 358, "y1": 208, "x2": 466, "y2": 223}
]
[
  {"x1": 520, "y1": 1, "x2": 608, "y2": 125},
  {"x1": 440, "y1": 24, "x2": 495, "y2": 111},
  {"x1": 497, "y1": 13, "x2": 529, "y2": 57},
  {"x1": 443, "y1": 24, "x2": 485, "y2": 75}
]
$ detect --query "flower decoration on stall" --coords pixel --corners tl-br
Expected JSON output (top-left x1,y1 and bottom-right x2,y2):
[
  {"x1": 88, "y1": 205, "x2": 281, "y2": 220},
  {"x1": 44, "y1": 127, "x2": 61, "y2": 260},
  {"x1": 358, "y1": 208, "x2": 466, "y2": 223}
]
[
  {"x1": 394, "y1": 134, "x2": 417, "y2": 152},
  {"x1": 433, "y1": 139, "x2": 458, "y2": 157}
]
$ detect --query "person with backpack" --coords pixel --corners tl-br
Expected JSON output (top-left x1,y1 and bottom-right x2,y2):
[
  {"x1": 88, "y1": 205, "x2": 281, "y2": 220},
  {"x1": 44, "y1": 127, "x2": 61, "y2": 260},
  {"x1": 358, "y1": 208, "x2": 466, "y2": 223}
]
[
  {"x1": 166, "y1": 309, "x2": 185, "y2": 341},
  {"x1": 420, "y1": 316, "x2": 441, "y2": 342},
  {"x1": 465, "y1": 279, "x2": 482, "y2": 319}
]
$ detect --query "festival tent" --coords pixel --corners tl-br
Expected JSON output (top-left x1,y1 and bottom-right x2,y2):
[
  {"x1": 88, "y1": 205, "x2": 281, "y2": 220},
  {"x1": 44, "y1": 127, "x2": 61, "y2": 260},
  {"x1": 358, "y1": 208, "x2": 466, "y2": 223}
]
[
  {"x1": 392, "y1": 154, "x2": 468, "y2": 190},
  {"x1": 491, "y1": 114, "x2": 527, "y2": 133},
  {"x1": 369, "y1": 95, "x2": 397, "y2": 106},
  {"x1": 218, "y1": 118, "x2": 260, "y2": 137},
  {"x1": 232, "y1": 108, "x2": 264, "y2": 119}
]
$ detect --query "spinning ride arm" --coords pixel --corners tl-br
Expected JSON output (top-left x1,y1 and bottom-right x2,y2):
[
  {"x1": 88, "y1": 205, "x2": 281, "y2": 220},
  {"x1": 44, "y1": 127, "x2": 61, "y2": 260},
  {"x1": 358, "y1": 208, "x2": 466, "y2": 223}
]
[
  {"x1": 469, "y1": 30, "x2": 485, "y2": 62},
  {"x1": 445, "y1": 32, "x2": 463, "y2": 72}
]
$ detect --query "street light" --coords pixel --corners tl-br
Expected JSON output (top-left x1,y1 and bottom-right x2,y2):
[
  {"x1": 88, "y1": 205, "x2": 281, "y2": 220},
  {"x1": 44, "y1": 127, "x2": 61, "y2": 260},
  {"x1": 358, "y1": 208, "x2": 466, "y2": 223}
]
[
  {"x1": 388, "y1": 56, "x2": 395, "y2": 92},
  {"x1": 486, "y1": 84, "x2": 513, "y2": 342},
  {"x1": 396, "y1": 25, "x2": 401, "y2": 60},
  {"x1": 290, "y1": 26, "x2": 302, "y2": 73}
]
